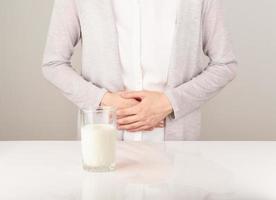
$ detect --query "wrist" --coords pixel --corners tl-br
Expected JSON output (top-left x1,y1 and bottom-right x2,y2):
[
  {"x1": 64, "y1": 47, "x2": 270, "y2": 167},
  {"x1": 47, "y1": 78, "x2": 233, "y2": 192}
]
[
  {"x1": 161, "y1": 93, "x2": 173, "y2": 115},
  {"x1": 100, "y1": 92, "x2": 112, "y2": 106}
]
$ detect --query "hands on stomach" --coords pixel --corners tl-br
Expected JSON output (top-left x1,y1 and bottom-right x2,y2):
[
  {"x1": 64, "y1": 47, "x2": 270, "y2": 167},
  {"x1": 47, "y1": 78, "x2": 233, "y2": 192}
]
[{"x1": 100, "y1": 91, "x2": 172, "y2": 132}]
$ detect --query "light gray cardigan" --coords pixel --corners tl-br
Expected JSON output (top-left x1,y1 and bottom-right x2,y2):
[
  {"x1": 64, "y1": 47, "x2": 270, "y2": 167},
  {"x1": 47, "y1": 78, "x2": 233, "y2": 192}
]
[{"x1": 42, "y1": 0, "x2": 237, "y2": 140}]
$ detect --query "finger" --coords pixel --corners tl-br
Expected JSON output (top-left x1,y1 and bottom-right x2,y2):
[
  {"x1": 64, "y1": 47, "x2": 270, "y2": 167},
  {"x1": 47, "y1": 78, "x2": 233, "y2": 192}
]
[
  {"x1": 120, "y1": 91, "x2": 145, "y2": 100},
  {"x1": 128, "y1": 120, "x2": 165, "y2": 131},
  {"x1": 116, "y1": 114, "x2": 135, "y2": 120},
  {"x1": 116, "y1": 99, "x2": 140, "y2": 110},
  {"x1": 125, "y1": 99, "x2": 140, "y2": 107},
  {"x1": 156, "y1": 123, "x2": 164, "y2": 128},
  {"x1": 116, "y1": 104, "x2": 141, "y2": 117},
  {"x1": 144, "y1": 127, "x2": 154, "y2": 131},
  {"x1": 117, "y1": 121, "x2": 144, "y2": 130},
  {"x1": 116, "y1": 115, "x2": 126, "y2": 120},
  {"x1": 159, "y1": 120, "x2": 164, "y2": 125},
  {"x1": 156, "y1": 120, "x2": 165, "y2": 127},
  {"x1": 117, "y1": 115, "x2": 140, "y2": 125}
]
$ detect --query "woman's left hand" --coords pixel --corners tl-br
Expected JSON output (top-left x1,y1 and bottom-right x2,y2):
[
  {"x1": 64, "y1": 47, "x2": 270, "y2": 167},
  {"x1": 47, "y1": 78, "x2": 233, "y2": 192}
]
[{"x1": 116, "y1": 91, "x2": 173, "y2": 132}]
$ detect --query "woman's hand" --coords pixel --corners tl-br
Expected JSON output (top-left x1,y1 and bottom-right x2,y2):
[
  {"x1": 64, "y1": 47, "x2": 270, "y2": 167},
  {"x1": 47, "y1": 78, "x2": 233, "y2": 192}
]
[
  {"x1": 100, "y1": 91, "x2": 139, "y2": 109},
  {"x1": 101, "y1": 91, "x2": 165, "y2": 131},
  {"x1": 116, "y1": 91, "x2": 173, "y2": 132}
]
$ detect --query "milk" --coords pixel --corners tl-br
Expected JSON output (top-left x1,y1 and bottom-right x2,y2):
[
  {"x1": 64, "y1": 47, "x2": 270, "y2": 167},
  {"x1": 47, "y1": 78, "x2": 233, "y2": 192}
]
[{"x1": 81, "y1": 124, "x2": 117, "y2": 170}]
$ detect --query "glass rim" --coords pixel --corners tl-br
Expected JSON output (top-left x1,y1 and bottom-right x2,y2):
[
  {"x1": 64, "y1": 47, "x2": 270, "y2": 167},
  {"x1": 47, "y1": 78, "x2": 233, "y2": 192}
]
[{"x1": 81, "y1": 106, "x2": 116, "y2": 113}]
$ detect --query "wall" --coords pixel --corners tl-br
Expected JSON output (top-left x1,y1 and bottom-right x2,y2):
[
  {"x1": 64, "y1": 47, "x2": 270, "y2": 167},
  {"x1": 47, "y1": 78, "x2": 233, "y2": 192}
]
[
  {"x1": 201, "y1": 0, "x2": 276, "y2": 140},
  {"x1": 0, "y1": 0, "x2": 275, "y2": 140}
]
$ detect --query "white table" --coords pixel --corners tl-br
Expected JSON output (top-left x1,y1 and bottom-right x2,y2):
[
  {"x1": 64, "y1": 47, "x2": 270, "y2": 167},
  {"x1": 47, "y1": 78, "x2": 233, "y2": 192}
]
[{"x1": 0, "y1": 141, "x2": 275, "y2": 200}]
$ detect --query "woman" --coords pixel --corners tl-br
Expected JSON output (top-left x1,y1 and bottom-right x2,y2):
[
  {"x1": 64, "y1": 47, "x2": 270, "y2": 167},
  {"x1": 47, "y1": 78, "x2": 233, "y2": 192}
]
[{"x1": 42, "y1": 0, "x2": 237, "y2": 141}]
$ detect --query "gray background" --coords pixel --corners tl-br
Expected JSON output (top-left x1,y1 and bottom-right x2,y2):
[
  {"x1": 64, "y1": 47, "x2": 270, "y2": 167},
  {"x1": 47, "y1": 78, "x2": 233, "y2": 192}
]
[{"x1": 0, "y1": 0, "x2": 276, "y2": 140}]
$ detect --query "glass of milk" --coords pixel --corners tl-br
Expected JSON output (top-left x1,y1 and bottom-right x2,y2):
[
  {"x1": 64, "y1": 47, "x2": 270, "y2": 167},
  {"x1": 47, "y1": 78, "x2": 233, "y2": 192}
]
[{"x1": 81, "y1": 106, "x2": 118, "y2": 172}]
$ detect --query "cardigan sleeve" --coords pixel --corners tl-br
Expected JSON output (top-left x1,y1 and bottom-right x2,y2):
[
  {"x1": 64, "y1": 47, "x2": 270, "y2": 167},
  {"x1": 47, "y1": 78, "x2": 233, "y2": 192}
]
[
  {"x1": 164, "y1": 0, "x2": 237, "y2": 120},
  {"x1": 41, "y1": 0, "x2": 107, "y2": 110}
]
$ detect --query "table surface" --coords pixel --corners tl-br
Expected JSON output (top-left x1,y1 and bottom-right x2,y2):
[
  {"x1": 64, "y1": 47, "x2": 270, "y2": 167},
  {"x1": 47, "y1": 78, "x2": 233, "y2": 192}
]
[{"x1": 0, "y1": 141, "x2": 276, "y2": 200}]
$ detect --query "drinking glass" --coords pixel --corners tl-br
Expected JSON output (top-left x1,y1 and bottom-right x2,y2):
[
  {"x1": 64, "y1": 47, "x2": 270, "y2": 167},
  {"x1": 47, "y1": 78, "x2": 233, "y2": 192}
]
[{"x1": 81, "y1": 106, "x2": 117, "y2": 172}]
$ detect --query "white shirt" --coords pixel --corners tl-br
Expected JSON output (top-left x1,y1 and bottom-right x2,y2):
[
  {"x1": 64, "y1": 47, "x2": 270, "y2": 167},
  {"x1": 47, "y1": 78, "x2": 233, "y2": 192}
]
[{"x1": 113, "y1": 0, "x2": 177, "y2": 142}]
